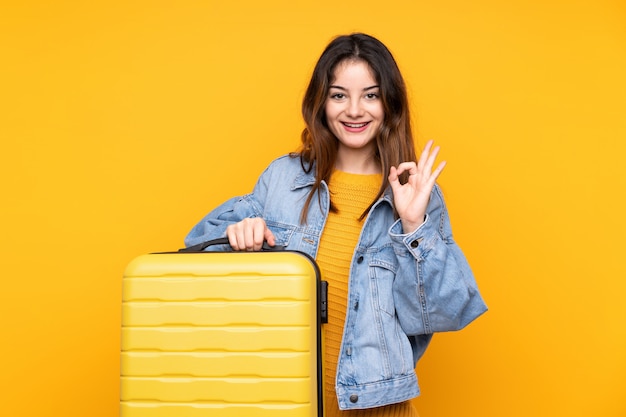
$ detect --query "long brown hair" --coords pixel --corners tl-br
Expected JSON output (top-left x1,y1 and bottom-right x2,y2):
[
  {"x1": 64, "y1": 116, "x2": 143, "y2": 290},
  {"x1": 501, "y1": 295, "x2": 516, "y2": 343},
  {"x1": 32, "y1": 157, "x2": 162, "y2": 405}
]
[{"x1": 297, "y1": 33, "x2": 416, "y2": 223}]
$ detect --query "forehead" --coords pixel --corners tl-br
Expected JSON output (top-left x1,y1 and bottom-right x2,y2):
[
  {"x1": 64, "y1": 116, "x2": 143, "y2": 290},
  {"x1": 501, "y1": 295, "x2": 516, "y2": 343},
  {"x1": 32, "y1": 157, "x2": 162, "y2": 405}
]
[{"x1": 330, "y1": 59, "x2": 377, "y2": 84}]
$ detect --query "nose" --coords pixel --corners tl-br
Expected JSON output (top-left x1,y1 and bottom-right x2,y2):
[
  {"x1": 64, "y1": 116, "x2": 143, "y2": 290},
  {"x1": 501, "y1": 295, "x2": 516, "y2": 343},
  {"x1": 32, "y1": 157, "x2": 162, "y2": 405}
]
[{"x1": 346, "y1": 98, "x2": 364, "y2": 118}]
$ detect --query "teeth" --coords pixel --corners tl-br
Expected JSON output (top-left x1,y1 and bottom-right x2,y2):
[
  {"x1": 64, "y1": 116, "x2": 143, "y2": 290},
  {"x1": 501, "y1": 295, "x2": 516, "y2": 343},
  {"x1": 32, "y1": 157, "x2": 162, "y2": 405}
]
[{"x1": 344, "y1": 122, "x2": 367, "y2": 128}]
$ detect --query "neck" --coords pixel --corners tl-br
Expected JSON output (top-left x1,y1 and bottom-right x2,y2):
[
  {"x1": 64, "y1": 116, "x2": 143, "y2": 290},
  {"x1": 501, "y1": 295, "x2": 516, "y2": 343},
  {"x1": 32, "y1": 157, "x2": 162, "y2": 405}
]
[{"x1": 335, "y1": 147, "x2": 381, "y2": 175}]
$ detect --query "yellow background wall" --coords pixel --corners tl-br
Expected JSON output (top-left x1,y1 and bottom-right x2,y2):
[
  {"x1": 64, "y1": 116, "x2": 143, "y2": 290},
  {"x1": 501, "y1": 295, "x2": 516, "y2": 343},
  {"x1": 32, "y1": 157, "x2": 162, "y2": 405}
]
[{"x1": 1, "y1": 1, "x2": 625, "y2": 416}]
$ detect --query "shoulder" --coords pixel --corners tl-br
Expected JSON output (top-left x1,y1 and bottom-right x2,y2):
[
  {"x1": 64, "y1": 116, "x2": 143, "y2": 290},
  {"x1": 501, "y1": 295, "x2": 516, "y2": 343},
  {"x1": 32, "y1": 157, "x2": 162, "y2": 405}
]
[
  {"x1": 267, "y1": 153, "x2": 304, "y2": 169},
  {"x1": 261, "y1": 153, "x2": 307, "y2": 177}
]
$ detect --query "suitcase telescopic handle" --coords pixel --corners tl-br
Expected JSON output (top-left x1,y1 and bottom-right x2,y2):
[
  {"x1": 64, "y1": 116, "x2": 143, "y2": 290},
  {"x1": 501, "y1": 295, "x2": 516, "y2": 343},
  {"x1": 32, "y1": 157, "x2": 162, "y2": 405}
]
[{"x1": 179, "y1": 237, "x2": 285, "y2": 253}]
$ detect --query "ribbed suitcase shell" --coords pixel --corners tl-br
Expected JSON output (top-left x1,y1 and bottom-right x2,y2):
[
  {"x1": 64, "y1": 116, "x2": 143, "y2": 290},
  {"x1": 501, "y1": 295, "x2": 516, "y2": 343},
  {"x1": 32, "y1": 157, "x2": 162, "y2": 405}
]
[{"x1": 121, "y1": 251, "x2": 324, "y2": 417}]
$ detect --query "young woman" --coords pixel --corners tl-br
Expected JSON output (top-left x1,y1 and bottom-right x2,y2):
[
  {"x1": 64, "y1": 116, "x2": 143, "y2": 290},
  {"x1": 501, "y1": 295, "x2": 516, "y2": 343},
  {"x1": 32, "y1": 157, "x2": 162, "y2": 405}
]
[{"x1": 185, "y1": 33, "x2": 487, "y2": 416}]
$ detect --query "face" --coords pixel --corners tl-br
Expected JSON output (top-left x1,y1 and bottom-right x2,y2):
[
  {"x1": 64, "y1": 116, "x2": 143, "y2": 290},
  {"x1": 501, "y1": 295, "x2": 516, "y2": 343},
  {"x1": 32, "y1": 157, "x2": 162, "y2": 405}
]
[{"x1": 325, "y1": 60, "x2": 384, "y2": 158}]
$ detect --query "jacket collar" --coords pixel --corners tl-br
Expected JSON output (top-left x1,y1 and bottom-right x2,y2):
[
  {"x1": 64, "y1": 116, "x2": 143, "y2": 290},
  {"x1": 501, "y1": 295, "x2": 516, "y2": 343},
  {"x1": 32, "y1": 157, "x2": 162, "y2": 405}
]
[
  {"x1": 292, "y1": 168, "x2": 317, "y2": 190},
  {"x1": 291, "y1": 163, "x2": 396, "y2": 209}
]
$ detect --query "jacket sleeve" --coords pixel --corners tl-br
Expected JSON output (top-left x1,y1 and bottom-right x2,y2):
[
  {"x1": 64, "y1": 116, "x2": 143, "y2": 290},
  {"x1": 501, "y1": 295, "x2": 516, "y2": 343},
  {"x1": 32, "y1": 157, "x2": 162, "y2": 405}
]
[
  {"x1": 184, "y1": 167, "x2": 272, "y2": 250},
  {"x1": 390, "y1": 184, "x2": 487, "y2": 335}
]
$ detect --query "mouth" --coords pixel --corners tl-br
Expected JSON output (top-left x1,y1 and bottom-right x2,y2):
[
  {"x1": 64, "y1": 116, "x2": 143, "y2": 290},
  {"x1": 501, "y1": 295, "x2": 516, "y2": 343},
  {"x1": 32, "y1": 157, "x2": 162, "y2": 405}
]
[
  {"x1": 341, "y1": 121, "x2": 370, "y2": 132},
  {"x1": 342, "y1": 122, "x2": 369, "y2": 128}
]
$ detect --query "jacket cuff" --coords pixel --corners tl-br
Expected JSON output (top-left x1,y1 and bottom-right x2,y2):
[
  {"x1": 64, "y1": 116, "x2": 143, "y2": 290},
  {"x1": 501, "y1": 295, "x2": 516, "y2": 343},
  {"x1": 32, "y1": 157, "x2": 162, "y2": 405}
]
[{"x1": 389, "y1": 214, "x2": 437, "y2": 259}]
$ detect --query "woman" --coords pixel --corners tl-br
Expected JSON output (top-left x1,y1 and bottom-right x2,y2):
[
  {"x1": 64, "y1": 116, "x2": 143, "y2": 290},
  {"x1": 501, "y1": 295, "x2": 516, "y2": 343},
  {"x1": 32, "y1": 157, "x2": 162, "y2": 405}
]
[{"x1": 185, "y1": 33, "x2": 487, "y2": 416}]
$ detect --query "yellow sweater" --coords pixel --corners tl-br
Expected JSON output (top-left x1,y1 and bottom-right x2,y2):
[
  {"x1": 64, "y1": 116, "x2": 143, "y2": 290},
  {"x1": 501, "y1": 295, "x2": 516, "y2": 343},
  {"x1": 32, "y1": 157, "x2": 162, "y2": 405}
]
[{"x1": 316, "y1": 171, "x2": 419, "y2": 417}]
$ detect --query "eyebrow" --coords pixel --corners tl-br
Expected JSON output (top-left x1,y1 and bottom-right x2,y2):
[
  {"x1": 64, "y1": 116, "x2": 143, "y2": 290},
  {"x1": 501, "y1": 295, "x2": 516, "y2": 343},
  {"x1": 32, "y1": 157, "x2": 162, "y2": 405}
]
[{"x1": 329, "y1": 85, "x2": 380, "y2": 91}]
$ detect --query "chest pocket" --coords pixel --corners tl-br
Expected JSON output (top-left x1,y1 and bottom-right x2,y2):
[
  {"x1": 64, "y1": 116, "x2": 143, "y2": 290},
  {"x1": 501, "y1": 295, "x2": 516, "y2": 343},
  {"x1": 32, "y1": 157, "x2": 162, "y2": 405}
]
[
  {"x1": 369, "y1": 251, "x2": 398, "y2": 317},
  {"x1": 265, "y1": 220, "x2": 297, "y2": 247}
]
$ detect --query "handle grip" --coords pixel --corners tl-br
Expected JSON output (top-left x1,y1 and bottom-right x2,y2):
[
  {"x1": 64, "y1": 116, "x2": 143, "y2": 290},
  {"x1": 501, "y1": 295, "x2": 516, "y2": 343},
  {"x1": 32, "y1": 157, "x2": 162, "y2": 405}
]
[{"x1": 179, "y1": 237, "x2": 285, "y2": 252}]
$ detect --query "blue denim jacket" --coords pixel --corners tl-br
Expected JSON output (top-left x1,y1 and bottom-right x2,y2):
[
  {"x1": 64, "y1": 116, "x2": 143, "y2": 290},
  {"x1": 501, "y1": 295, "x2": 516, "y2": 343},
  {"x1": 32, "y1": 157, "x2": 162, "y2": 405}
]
[{"x1": 185, "y1": 154, "x2": 487, "y2": 410}]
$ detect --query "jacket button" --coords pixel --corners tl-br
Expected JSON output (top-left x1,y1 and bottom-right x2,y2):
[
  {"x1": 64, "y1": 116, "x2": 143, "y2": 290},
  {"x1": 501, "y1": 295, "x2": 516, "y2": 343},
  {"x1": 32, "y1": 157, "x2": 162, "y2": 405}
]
[
  {"x1": 410, "y1": 239, "x2": 419, "y2": 248},
  {"x1": 357, "y1": 256, "x2": 364, "y2": 264},
  {"x1": 349, "y1": 394, "x2": 359, "y2": 403}
]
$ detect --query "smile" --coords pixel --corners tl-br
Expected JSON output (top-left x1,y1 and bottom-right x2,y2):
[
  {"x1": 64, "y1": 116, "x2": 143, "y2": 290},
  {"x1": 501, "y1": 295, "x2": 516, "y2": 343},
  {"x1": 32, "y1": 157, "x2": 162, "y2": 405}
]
[{"x1": 342, "y1": 122, "x2": 369, "y2": 128}]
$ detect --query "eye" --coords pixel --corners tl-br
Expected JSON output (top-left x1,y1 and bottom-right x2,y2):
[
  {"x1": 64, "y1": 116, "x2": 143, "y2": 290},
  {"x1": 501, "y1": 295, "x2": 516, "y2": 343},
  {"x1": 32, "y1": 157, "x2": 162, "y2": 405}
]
[
  {"x1": 330, "y1": 92, "x2": 346, "y2": 100},
  {"x1": 365, "y1": 92, "x2": 380, "y2": 100}
]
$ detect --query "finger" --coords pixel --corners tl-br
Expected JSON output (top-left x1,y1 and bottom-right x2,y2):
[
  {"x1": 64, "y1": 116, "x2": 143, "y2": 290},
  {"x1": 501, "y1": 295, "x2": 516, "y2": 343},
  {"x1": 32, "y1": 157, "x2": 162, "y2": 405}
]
[
  {"x1": 417, "y1": 140, "x2": 434, "y2": 169},
  {"x1": 388, "y1": 165, "x2": 398, "y2": 182},
  {"x1": 240, "y1": 218, "x2": 257, "y2": 251},
  {"x1": 430, "y1": 160, "x2": 447, "y2": 182},
  {"x1": 227, "y1": 223, "x2": 245, "y2": 251},
  {"x1": 237, "y1": 223, "x2": 249, "y2": 251},
  {"x1": 394, "y1": 161, "x2": 417, "y2": 177},
  {"x1": 232, "y1": 219, "x2": 258, "y2": 251},
  {"x1": 251, "y1": 219, "x2": 266, "y2": 251},
  {"x1": 422, "y1": 144, "x2": 441, "y2": 175},
  {"x1": 388, "y1": 166, "x2": 403, "y2": 191},
  {"x1": 264, "y1": 227, "x2": 276, "y2": 247},
  {"x1": 226, "y1": 224, "x2": 239, "y2": 251}
]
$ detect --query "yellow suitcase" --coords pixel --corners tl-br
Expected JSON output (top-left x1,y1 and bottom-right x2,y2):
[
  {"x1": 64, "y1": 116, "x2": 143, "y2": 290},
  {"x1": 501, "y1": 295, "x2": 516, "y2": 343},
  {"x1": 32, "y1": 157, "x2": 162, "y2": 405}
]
[{"x1": 120, "y1": 239, "x2": 327, "y2": 417}]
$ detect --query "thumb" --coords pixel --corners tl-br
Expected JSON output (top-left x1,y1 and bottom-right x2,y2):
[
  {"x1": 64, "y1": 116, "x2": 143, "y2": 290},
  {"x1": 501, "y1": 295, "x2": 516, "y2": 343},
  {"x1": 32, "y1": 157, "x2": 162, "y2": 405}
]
[
  {"x1": 264, "y1": 227, "x2": 276, "y2": 247},
  {"x1": 388, "y1": 166, "x2": 401, "y2": 191}
]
